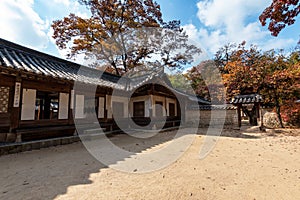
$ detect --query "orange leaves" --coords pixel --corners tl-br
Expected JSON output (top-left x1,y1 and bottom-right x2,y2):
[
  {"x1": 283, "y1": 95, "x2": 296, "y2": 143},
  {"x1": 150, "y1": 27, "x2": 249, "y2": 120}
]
[
  {"x1": 186, "y1": 60, "x2": 225, "y2": 103},
  {"x1": 259, "y1": 0, "x2": 300, "y2": 37},
  {"x1": 51, "y1": 0, "x2": 200, "y2": 75},
  {"x1": 214, "y1": 42, "x2": 300, "y2": 106}
]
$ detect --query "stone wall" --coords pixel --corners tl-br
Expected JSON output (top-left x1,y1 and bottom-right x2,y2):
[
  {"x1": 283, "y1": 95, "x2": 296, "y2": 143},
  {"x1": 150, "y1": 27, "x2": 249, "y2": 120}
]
[
  {"x1": 261, "y1": 108, "x2": 281, "y2": 128},
  {"x1": 185, "y1": 109, "x2": 237, "y2": 128},
  {"x1": 0, "y1": 136, "x2": 80, "y2": 156}
]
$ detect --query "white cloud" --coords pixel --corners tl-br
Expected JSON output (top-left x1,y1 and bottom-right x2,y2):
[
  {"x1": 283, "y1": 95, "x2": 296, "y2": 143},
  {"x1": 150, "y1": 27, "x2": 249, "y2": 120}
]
[
  {"x1": 262, "y1": 38, "x2": 296, "y2": 51},
  {"x1": 43, "y1": 0, "x2": 90, "y2": 61},
  {"x1": 183, "y1": 24, "x2": 226, "y2": 56},
  {"x1": 197, "y1": 0, "x2": 269, "y2": 29},
  {"x1": 0, "y1": 0, "x2": 49, "y2": 49},
  {"x1": 0, "y1": 0, "x2": 90, "y2": 63},
  {"x1": 196, "y1": 0, "x2": 270, "y2": 52},
  {"x1": 183, "y1": 0, "x2": 296, "y2": 55},
  {"x1": 53, "y1": 0, "x2": 70, "y2": 6}
]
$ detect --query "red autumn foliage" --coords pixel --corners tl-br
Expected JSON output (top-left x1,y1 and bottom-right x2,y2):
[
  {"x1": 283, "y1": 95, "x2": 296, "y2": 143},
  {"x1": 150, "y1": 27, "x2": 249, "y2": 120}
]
[{"x1": 259, "y1": 0, "x2": 300, "y2": 37}]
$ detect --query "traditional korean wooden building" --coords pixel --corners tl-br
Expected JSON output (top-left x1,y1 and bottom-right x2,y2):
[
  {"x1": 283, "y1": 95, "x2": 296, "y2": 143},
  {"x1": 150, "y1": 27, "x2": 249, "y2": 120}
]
[{"x1": 0, "y1": 38, "x2": 208, "y2": 143}]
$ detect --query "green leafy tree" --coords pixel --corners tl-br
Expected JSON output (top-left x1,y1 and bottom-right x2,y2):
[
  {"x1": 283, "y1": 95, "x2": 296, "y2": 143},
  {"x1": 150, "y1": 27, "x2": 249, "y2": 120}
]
[{"x1": 168, "y1": 73, "x2": 194, "y2": 94}]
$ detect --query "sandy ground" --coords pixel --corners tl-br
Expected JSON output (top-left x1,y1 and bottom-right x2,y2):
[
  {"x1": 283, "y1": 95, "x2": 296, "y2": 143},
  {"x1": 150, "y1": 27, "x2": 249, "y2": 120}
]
[{"x1": 0, "y1": 127, "x2": 299, "y2": 200}]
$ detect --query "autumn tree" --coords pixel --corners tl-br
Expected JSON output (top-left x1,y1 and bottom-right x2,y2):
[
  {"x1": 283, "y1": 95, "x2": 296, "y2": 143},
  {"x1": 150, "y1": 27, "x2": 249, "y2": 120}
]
[
  {"x1": 51, "y1": 0, "x2": 201, "y2": 75},
  {"x1": 273, "y1": 51, "x2": 300, "y2": 127},
  {"x1": 214, "y1": 42, "x2": 262, "y2": 96},
  {"x1": 259, "y1": 0, "x2": 300, "y2": 37},
  {"x1": 219, "y1": 43, "x2": 264, "y2": 125},
  {"x1": 186, "y1": 60, "x2": 226, "y2": 103},
  {"x1": 214, "y1": 42, "x2": 239, "y2": 72},
  {"x1": 215, "y1": 42, "x2": 299, "y2": 127}
]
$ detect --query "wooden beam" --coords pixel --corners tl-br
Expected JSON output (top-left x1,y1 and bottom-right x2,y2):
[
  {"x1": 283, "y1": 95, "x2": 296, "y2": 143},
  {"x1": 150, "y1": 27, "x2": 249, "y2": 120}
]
[
  {"x1": 10, "y1": 77, "x2": 22, "y2": 142},
  {"x1": 259, "y1": 104, "x2": 265, "y2": 131},
  {"x1": 68, "y1": 88, "x2": 74, "y2": 126},
  {"x1": 237, "y1": 105, "x2": 241, "y2": 128}
]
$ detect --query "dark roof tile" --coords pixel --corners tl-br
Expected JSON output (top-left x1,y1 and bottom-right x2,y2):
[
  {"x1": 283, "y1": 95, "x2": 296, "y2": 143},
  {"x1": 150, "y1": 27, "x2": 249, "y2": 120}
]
[
  {"x1": 231, "y1": 94, "x2": 263, "y2": 104},
  {"x1": 0, "y1": 38, "x2": 125, "y2": 90}
]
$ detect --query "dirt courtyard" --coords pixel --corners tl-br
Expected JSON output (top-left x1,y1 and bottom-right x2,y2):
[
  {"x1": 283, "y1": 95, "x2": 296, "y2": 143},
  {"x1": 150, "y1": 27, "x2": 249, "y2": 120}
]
[{"x1": 0, "y1": 127, "x2": 299, "y2": 200}]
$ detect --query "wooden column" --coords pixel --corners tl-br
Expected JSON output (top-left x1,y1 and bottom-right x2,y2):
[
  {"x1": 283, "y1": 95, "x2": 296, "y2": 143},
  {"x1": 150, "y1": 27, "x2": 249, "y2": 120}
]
[
  {"x1": 256, "y1": 103, "x2": 260, "y2": 118},
  {"x1": 237, "y1": 105, "x2": 241, "y2": 128},
  {"x1": 10, "y1": 77, "x2": 22, "y2": 142},
  {"x1": 68, "y1": 89, "x2": 74, "y2": 125},
  {"x1": 104, "y1": 95, "x2": 108, "y2": 120},
  {"x1": 260, "y1": 104, "x2": 265, "y2": 131},
  {"x1": 149, "y1": 95, "x2": 153, "y2": 118},
  {"x1": 179, "y1": 99, "x2": 184, "y2": 124}
]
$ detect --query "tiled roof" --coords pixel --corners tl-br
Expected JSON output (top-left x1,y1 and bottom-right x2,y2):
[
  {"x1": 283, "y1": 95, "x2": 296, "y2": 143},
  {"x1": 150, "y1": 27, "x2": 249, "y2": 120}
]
[
  {"x1": 186, "y1": 95, "x2": 211, "y2": 105},
  {"x1": 0, "y1": 38, "x2": 212, "y2": 104},
  {"x1": 188, "y1": 104, "x2": 236, "y2": 110},
  {"x1": 0, "y1": 38, "x2": 175, "y2": 92},
  {"x1": 126, "y1": 66, "x2": 165, "y2": 90},
  {"x1": 139, "y1": 74, "x2": 211, "y2": 105},
  {"x1": 0, "y1": 38, "x2": 125, "y2": 90},
  {"x1": 231, "y1": 94, "x2": 263, "y2": 104}
]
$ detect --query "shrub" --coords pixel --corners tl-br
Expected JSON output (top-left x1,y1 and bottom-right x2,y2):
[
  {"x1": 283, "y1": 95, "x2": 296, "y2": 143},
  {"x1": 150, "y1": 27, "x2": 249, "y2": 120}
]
[{"x1": 281, "y1": 102, "x2": 300, "y2": 127}]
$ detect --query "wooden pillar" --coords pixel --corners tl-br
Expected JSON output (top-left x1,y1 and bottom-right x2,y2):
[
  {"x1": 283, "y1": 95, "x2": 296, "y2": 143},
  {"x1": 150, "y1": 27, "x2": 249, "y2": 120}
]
[
  {"x1": 10, "y1": 78, "x2": 22, "y2": 142},
  {"x1": 164, "y1": 97, "x2": 167, "y2": 117},
  {"x1": 256, "y1": 103, "x2": 260, "y2": 118},
  {"x1": 69, "y1": 89, "x2": 75, "y2": 134},
  {"x1": 260, "y1": 104, "x2": 265, "y2": 131},
  {"x1": 179, "y1": 99, "x2": 184, "y2": 124},
  {"x1": 104, "y1": 95, "x2": 108, "y2": 120},
  {"x1": 149, "y1": 95, "x2": 153, "y2": 118},
  {"x1": 237, "y1": 105, "x2": 241, "y2": 128},
  {"x1": 68, "y1": 89, "x2": 74, "y2": 125}
]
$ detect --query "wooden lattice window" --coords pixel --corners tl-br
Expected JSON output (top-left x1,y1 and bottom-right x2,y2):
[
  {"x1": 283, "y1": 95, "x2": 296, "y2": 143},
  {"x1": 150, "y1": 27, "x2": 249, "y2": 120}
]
[
  {"x1": 0, "y1": 87, "x2": 10, "y2": 113},
  {"x1": 169, "y1": 103, "x2": 175, "y2": 117},
  {"x1": 133, "y1": 101, "x2": 145, "y2": 117}
]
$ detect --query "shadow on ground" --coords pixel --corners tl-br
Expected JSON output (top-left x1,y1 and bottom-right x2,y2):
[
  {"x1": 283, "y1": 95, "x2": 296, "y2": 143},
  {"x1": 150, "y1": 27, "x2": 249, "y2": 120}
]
[
  {"x1": 2, "y1": 125, "x2": 293, "y2": 199},
  {"x1": 0, "y1": 128, "x2": 185, "y2": 200}
]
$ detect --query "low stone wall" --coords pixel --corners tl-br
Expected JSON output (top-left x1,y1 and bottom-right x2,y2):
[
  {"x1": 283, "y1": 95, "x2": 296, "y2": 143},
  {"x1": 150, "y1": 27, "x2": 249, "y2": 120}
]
[
  {"x1": 0, "y1": 136, "x2": 80, "y2": 156},
  {"x1": 186, "y1": 109, "x2": 237, "y2": 127},
  {"x1": 186, "y1": 108, "x2": 287, "y2": 128},
  {"x1": 0, "y1": 133, "x2": 17, "y2": 143}
]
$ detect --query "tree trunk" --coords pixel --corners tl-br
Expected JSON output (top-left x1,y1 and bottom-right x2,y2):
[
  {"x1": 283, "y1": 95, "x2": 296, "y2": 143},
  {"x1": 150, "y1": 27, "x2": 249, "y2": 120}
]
[
  {"x1": 274, "y1": 94, "x2": 284, "y2": 128},
  {"x1": 111, "y1": 61, "x2": 120, "y2": 76},
  {"x1": 275, "y1": 101, "x2": 284, "y2": 128}
]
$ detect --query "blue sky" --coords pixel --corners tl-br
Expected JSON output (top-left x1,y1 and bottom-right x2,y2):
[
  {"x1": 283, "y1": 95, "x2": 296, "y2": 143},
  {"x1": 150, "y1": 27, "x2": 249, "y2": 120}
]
[{"x1": 0, "y1": 0, "x2": 299, "y2": 65}]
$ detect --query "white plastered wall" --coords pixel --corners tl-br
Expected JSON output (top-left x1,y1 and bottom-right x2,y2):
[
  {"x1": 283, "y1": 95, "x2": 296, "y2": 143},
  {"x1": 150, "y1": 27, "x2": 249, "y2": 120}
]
[
  {"x1": 110, "y1": 96, "x2": 129, "y2": 118},
  {"x1": 75, "y1": 94, "x2": 85, "y2": 119},
  {"x1": 98, "y1": 97, "x2": 105, "y2": 118},
  {"x1": 59, "y1": 93, "x2": 69, "y2": 119},
  {"x1": 106, "y1": 95, "x2": 112, "y2": 118},
  {"x1": 21, "y1": 89, "x2": 36, "y2": 120}
]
